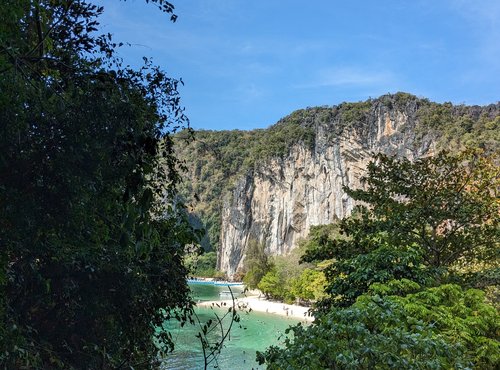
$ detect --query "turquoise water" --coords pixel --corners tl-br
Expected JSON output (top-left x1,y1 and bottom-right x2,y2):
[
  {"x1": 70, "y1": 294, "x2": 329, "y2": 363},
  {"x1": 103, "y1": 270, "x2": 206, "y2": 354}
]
[
  {"x1": 188, "y1": 281, "x2": 246, "y2": 302},
  {"x1": 159, "y1": 283, "x2": 300, "y2": 369}
]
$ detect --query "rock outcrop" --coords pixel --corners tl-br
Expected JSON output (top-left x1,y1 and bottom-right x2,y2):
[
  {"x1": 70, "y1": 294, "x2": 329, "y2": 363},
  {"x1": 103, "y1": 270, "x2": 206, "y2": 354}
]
[{"x1": 218, "y1": 99, "x2": 435, "y2": 278}]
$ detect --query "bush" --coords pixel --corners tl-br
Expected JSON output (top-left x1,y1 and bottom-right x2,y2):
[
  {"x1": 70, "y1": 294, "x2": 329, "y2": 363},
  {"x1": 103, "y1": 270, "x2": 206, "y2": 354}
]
[{"x1": 259, "y1": 283, "x2": 499, "y2": 369}]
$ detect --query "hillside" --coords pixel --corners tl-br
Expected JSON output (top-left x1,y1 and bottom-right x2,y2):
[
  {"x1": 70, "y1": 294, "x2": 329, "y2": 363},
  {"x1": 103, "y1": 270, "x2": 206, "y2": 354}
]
[{"x1": 174, "y1": 92, "x2": 499, "y2": 277}]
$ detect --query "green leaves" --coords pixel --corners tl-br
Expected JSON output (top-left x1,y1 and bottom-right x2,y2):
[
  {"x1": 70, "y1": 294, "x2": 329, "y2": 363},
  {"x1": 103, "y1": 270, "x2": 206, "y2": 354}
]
[
  {"x1": 346, "y1": 150, "x2": 499, "y2": 269},
  {"x1": 242, "y1": 240, "x2": 271, "y2": 289},
  {"x1": 259, "y1": 289, "x2": 466, "y2": 369},
  {"x1": 262, "y1": 150, "x2": 500, "y2": 369},
  {"x1": 308, "y1": 150, "x2": 500, "y2": 309},
  {"x1": 323, "y1": 242, "x2": 431, "y2": 308},
  {"x1": 184, "y1": 251, "x2": 218, "y2": 277},
  {"x1": 0, "y1": 0, "x2": 196, "y2": 368},
  {"x1": 290, "y1": 268, "x2": 327, "y2": 302},
  {"x1": 417, "y1": 101, "x2": 500, "y2": 154},
  {"x1": 260, "y1": 284, "x2": 499, "y2": 369}
]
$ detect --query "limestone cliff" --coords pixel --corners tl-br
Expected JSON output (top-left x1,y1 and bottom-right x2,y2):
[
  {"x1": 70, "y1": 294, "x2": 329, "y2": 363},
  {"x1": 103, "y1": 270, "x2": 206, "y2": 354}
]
[
  {"x1": 174, "y1": 93, "x2": 499, "y2": 278},
  {"x1": 217, "y1": 97, "x2": 436, "y2": 277}
]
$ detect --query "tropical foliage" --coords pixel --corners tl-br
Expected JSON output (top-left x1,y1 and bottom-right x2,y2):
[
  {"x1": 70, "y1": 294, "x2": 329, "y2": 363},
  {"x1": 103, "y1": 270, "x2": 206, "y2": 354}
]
[
  {"x1": 259, "y1": 150, "x2": 500, "y2": 369},
  {"x1": 242, "y1": 240, "x2": 272, "y2": 289},
  {"x1": 0, "y1": 1, "x2": 198, "y2": 368},
  {"x1": 303, "y1": 150, "x2": 499, "y2": 309},
  {"x1": 184, "y1": 251, "x2": 224, "y2": 278},
  {"x1": 257, "y1": 246, "x2": 327, "y2": 304},
  {"x1": 259, "y1": 283, "x2": 499, "y2": 369},
  {"x1": 417, "y1": 101, "x2": 500, "y2": 153}
]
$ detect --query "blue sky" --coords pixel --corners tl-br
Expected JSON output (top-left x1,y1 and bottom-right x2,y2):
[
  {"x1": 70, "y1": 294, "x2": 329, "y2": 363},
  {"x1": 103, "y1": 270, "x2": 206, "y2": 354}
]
[{"x1": 96, "y1": 0, "x2": 500, "y2": 130}]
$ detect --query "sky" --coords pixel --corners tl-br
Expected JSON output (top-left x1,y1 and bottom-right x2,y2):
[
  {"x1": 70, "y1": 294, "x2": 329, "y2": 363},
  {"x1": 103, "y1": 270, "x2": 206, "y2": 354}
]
[{"x1": 95, "y1": 0, "x2": 500, "y2": 130}]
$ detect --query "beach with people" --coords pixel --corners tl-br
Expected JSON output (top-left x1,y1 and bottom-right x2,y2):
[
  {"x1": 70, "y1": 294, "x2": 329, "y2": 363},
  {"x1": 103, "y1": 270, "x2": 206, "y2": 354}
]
[{"x1": 196, "y1": 290, "x2": 314, "y2": 322}]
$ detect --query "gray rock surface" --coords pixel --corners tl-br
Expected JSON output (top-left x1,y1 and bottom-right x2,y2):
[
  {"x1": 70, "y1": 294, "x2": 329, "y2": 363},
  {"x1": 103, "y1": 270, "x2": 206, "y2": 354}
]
[{"x1": 218, "y1": 101, "x2": 435, "y2": 278}]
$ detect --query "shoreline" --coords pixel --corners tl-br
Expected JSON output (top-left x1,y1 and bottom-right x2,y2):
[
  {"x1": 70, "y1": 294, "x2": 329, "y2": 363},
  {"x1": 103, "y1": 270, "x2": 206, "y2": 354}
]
[
  {"x1": 188, "y1": 278, "x2": 244, "y2": 286},
  {"x1": 196, "y1": 294, "x2": 315, "y2": 322}
]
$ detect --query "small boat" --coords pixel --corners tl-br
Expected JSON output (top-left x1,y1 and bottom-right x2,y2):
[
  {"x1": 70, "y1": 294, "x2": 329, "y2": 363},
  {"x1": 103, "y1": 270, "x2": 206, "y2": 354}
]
[
  {"x1": 218, "y1": 290, "x2": 236, "y2": 297},
  {"x1": 213, "y1": 281, "x2": 244, "y2": 287}
]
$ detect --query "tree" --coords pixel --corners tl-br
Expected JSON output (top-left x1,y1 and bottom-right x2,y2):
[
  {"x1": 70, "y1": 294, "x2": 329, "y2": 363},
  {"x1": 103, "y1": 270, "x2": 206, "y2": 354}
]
[
  {"x1": 258, "y1": 282, "x2": 499, "y2": 369},
  {"x1": 0, "y1": 1, "x2": 197, "y2": 368},
  {"x1": 260, "y1": 151, "x2": 500, "y2": 369},
  {"x1": 257, "y1": 247, "x2": 315, "y2": 303},
  {"x1": 346, "y1": 150, "x2": 499, "y2": 268},
  {"x1": 303, "y1": 150, "x2": 500, "y2": 308},
  {"x1": 258, "y1": 268, "x2": 283, "y2": 300},
  {"x1": 185, "y1": 251, "x2": 218, "y2": 277},
  {"x1": 290, "y1": 268, "x2": 327, "y2": 302},
  {"x1": 242, "y1": 240, "x2": 271, "y2": 288}
]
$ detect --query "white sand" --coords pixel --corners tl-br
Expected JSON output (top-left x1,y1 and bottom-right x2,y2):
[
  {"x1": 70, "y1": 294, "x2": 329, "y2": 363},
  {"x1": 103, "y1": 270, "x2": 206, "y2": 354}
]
[{"x1": 197, "y1": 293, "x2": 314, "y2": 322}]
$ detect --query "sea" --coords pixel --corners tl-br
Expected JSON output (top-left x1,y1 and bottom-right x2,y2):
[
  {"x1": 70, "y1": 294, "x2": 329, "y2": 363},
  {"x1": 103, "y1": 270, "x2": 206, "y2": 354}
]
[{"x1": 159, "y1": 281, "x2": 302, "y2": 369}]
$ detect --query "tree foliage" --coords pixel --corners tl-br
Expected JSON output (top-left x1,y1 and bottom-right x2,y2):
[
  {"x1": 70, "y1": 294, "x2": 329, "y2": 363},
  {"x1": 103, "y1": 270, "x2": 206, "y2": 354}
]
[
  {"x1": 257, "y1": 245, "x2": 326, "y2": 304},
  {"x1": 185, "y1": 251, "x2": 219, "y2": 278},
  {"x1": 258, "y1": 283, "x2": 499, "y2": 369},
  {"x1": 258, "y1": 247, "x2": 303, "y2": 301},
  {"x1": 242, "y1": 240, "x2": 272, "y2": 289},
  {"x1": 417, "y1": 101, "x2": 500, "y2": 153},
  {"x1": 303, "y1": 150, "x2": 500, "y2": 308},
  {"x1": 262, "y1": 151, "x2": 500, "y2": 369},
  {"x1": 290, "y1": 268, "x2": 327, "y2": 302},
  {"x1": 347, "y1": 150, "x2": 499, "y2": 268},
  {"x1": 257, "y1": 267, "x2": 283, "y2": 299},
  {"x1": 0, "y1": 0, "x2": 197, "y2": 368}
]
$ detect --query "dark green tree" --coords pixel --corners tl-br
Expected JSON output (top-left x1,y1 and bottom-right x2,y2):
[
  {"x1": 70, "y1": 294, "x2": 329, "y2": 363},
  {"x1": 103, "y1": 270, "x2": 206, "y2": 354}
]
[
  {"x1": 0, "y1": 0, "x2": 198, "y2": 368},
  {"x1": 185, "y1": 251, "x2": 218, "y2": 277},
  {"x1": 346, "y1": 150, "x2": 499, "y2": 268},
  {"x1": 258, "y1": 283, "x2": 499, "y2": 369},
  {"x1": 242, "y1": 240, "x2": 271, "y2": 288},
  {"x1": 303, "y1": 150, "x2": 500, "y2": 308},
  {"x1": 260, "y1": 151, "x2": 500, "y2": 369}
]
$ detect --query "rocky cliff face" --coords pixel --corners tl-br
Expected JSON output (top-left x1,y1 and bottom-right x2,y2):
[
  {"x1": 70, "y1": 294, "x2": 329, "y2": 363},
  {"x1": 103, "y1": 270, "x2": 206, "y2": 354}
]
[{"x1": 218, "y1": 99, "x2": 435, "y2": 277}]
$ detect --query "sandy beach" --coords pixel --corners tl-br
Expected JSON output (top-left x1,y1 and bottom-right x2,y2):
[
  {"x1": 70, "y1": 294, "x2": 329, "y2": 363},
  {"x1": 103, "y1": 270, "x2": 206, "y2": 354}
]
[{"x1": 197, "y1": 292, "x2": 315, "y2": 322}]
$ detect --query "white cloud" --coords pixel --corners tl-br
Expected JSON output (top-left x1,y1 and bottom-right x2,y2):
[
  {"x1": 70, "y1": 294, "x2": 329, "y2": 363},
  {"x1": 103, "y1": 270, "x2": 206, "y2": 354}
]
[{"x1": 294, "y1": 67, "x2": 396, "y2": 89}]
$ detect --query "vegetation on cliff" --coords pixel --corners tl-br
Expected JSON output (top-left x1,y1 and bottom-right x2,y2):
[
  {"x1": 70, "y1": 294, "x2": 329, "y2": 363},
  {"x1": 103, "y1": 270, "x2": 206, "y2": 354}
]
[
  {"x1": 416, "y1": 100, "x2": 500, "y2": 153},
  {"x1": 175, "y1": 119, "x2": 315, "y2": 253},
  {"x1": 176, "y1": 93, "x2": 499, "y2": 257}
]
